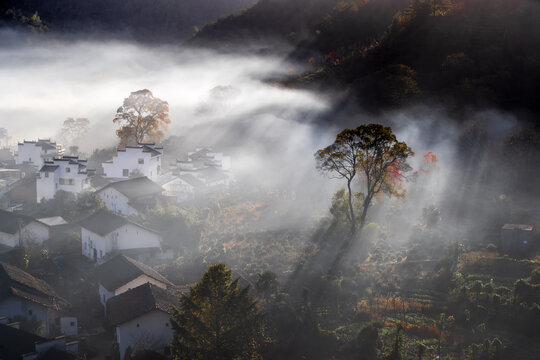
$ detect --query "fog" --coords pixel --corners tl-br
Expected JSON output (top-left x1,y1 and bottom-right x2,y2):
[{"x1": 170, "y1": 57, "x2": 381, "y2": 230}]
[
  {"x1": 0, "y1": 29, "x2": 524, "y2": 240},
  {"x1": 0, "y1": 29, "x2": 345, "y2": 207}
]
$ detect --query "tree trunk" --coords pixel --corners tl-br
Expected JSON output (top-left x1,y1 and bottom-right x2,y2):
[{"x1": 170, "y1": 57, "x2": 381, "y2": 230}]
[
  {"x1": 346, "y1": 178, "x2": 356, "y2": 235},
  {"x1": 359, "y1": 194, "x2": 372, "y2": 230}
]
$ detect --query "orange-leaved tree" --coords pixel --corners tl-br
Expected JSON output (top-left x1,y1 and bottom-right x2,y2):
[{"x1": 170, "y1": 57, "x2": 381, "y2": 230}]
[
  {"x1": 113, "y1": 89, "x2": 170, "y2": 145},
  {"x1": 315, "y1": 124, "x2": 413, "y2": 239}
]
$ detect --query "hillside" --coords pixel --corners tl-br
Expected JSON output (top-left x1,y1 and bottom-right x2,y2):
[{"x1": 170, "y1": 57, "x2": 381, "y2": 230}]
[
  {"x1": 0, "y1": 0, "x2": 257, "y2": 41},
  {"x1": 190, "y1": 0, "x2": 345, "y2": 49},
  {"x1": 293, "y1": 0, "x2": 540, "y2": 114}
]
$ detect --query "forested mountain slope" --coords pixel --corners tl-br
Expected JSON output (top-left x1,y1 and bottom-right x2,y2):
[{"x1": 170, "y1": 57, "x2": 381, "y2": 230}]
[
  {"x1": 0, "y1": 0, "x2": 257, "y2": 41},
  {"x1": 293, "y1": 0, "x2": 540, "y2": 113}
]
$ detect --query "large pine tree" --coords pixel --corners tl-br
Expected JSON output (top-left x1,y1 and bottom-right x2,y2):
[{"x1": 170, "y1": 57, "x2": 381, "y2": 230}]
[{"x1": 170, "y1": 264, "x2": 264, "y2": 360}]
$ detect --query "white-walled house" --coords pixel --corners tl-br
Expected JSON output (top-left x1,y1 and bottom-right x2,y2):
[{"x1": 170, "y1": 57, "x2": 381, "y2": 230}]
[
  {"x1": 79, "y1": 209, "x2": 163, "y2": 263},
  {"x1": 96, "y1": 255, "x2": 172, "y2": 314},
  {"x1": 165, "y1": 147, "x2": 233, "y2": 201},
  {"x1": 16, "y1": 139, "x2": 64, "y2": 169},
  {"x1": 36, "y1": 156, "x2": 94, "y2": 202},
  {"x1": 0, "y1": 262, "x2": 70, "y2": 337},
  {"x1": 0, "y1": 210, "x2": 50, "y2": 248},
  {"x1": 159, "y1": 174, "x2": 205, "y2": 201},
  {"x1": 180, "y1": 147, "x2": 231, "y2": 171},
  {"x1": 96, "y1": 177, "x2": 164, "y2": 217},
  {"x1": 107, "y1": 283, "x2": 180, "y2": 359},
  {"x1": 102, "y1": 143, "x2": 163, "y2": 181}
]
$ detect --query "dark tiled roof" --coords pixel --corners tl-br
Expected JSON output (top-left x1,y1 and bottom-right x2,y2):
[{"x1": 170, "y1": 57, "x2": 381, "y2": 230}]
[
  {"x1": 188, "y1": 148, "x2": 211, "y2": 160},
  {"x1": 142, "y1": 145, "x2": 162, "y2": 157},
  {"x1": 90, "y1": 175, "x2": 112, "y2": 190},
  {"x1": 0, "y1": 209, "x2": 40, "y2": 234},
  {"x1": 179, "y1": 174, "x2": 205, "y2": 189},
  {"x1": 98, "y1": 177, "x2": 163, "y2": 200},
  {"x1": 77, "y1": 209, "x2": 128, "y2": 236},
  {"x1": 39, "y1": 165, "x2": 59, "y2": 173},
  {"x1": 0, "y1": 262, "x2": 69, "y2": 310},
  {"x1": 107, "y1": 283, "x2": 180, "y2": 325},
  {"x1": 78, "y1": 209, "x2": 159, "y2": 237},
  {"x1": 97, "y1": 255, "x2": 171, "y2": 292},
  {"x1": 36, "y1": 141, "x2": 57, "y2": 151},
  {"x1": 0, "y1": 323, "x2": 45, "y2": 359},
  {"x1": 502, "y1": 224, "x2": 534, "y2": 231}
]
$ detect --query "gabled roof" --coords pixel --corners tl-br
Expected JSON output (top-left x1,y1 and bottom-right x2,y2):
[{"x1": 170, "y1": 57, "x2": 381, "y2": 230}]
[
  {"x1": 0, "y1": 323, "x2": 45, "y2": 360},
  {"x1": 77, "y1": 209, "x2": 128, "y2": 236},
  {"x1": 179, "y1": 174, "x2": 205, "y2": 189},
  {"x1": 0, "y1": 209, "x2": 42, "y2": 234},
  {"x1": 37, "y1": 141, "x2": 57, "y2": 151},
  {"x1": 502, "y1": 224, "x2": 534, "y2": 231},
  {"x1": 142, "y1": 145, "x2": 162, "y2": 157},
  {"x1": 78, "y1": 208, "x2": 159, "y2": 237},
  {"x1": 97, "y1": 255, "x2": 172, "y2": 292},
  {"x1": 37, "y1": 216, "x2": 68, "y2": 226},
  {"x1": 188, "y1": 147, "x2": 211, "y2": 160},
  {"x1": 107, "y1": 283, "x2": 180, "y2": 325},
  {"x1": 0, "y1": 262, "x2": 69, "y2": 310},
  {"x1": 97, "y1": 177, "x2": 163, "y2": 200},
  {"x1": 39, "y1": 165, "x2": 59, "y2": 173}
]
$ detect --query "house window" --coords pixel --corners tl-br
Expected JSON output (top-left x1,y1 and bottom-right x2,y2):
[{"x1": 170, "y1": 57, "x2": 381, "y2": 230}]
[
  {"x1": 28, "y1": 309, "x2": 33, "y2": 316},
  {"x1": 123, "y1": 169, "x2": 129, "y2": 177},
  {"x1": 138, "y1": 158, "x2": 144, "y2": 164},
  {"x1": 45, "y1": 172, "x2": 49, "y2": 178},
  {"x1": 66, "y1": 167, "x2": 70, "y2": 173},
  {"x1": 136, "y1": 323, "x2": 140, "y2": 328},
  {"x1": 70, "y1": 321, "x2": 75, "y2": 327}
]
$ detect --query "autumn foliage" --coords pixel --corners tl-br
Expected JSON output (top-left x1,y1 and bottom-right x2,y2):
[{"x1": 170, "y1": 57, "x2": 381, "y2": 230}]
[{"x1": 113, "y1": 89, "x2": 170, "y2": 146}]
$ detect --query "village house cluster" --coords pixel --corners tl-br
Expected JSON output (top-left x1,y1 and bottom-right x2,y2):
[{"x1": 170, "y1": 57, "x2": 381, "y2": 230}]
[{"x1": 0, "y1": 138, "x2": 233, "y2": 359}]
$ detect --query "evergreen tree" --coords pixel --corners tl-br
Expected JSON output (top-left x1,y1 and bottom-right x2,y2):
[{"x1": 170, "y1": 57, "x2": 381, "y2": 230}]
[{"x1": 170, "y1": 264, "x2": 264, "y2": 360}]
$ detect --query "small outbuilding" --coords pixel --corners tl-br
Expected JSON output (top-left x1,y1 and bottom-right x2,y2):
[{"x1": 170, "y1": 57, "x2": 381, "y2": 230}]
[
  {"x1": 107, "y1": 283, "x2": 180, "y2": 359},
  {"x1": 500, "y1": 224, "x2": 536, "y2": 254}
]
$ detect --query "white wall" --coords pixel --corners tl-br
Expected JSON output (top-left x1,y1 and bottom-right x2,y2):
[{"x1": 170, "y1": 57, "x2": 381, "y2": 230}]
[
  {"x1": 0, "y1": 231, "x2": 19, "y2": 247},
  {"x1": 103, "y1": 147, "x2": 162, "y2": 181},
  {"x1": 97, "y1": 188, "x2": 138, "y2": 216},
  {"x1": 161, "y1": 178, "x2": 194, "y2": 202},
  {"x1": 99, "y1": 275, "x2": 167, "y2": 314},
  {"x1": 0, "y1": 297, "x2": 51, "y2": 336},
  {"x1": 98, "y1": 283, "x2": 115, "y2": 313},
  {"x1": 0, "y1": 221, "x2": 49, "y2": 248},
  {"x1": 115, "y1": 310, "x2": 172, "y2": 359},
  {"x1": 36, "y1": 171, "x2": 56, "y2": 202},
  {"x1": 21, "y1": 221, "x2": 50, "y2": 245},
  {"x1": 60, "y1": 317, "x2": 78, "y2": 336},
  {"x1": 82, "y1": 224, "x2": 162, "y2": 262},
  {"x1": 16, "y1": 142, "x2": 58, "y2": 169},
  {"x1": 36, "y1": 159, "x2": 92, "y2": 202}
]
